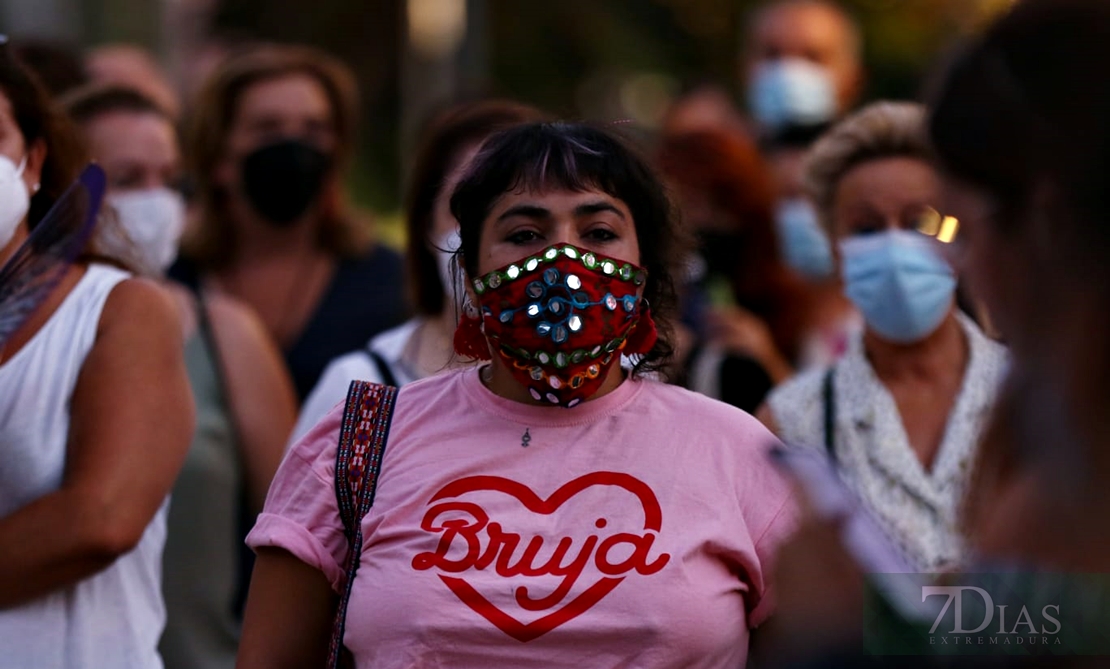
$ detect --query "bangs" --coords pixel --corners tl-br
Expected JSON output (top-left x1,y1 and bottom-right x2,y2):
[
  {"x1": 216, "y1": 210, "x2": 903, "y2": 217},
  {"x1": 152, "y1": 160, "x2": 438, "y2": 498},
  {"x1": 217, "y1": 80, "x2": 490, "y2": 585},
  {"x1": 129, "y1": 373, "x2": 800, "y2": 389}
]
[
  {"x1": 506, "y1": 127, "x2": 610, "y2": 195},
  {"x1": 447, "y1": 120, "x2": 686, "y2": 379},
  {"x1": 452, "y1": 122, "x2": 641, "y2": 226}
]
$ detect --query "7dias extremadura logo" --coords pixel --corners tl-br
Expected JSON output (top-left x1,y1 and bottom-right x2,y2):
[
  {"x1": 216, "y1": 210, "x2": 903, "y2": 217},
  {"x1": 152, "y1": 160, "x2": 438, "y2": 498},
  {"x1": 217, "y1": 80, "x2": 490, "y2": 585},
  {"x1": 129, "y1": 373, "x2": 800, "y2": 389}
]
[
  {"x1": 923, "y1": 586, "x2": 1061, "y2": 647},
  {"x1": 865, "y1": 572, "x2": 1110, "y2": 656}
]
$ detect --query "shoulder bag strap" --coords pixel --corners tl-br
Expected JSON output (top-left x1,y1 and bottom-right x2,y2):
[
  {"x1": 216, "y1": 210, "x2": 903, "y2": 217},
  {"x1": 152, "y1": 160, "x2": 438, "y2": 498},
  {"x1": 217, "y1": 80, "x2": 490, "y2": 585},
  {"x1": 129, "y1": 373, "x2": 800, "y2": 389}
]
[
  {"x1": 328, "y1": 380, "x2": 398, "y2": 669},
  {"x1": 366, "y1": 347, "x2": 399, "y2": 388},
  {"x1": 822, "y1": 366, "x2": 837, "y2": 466}
]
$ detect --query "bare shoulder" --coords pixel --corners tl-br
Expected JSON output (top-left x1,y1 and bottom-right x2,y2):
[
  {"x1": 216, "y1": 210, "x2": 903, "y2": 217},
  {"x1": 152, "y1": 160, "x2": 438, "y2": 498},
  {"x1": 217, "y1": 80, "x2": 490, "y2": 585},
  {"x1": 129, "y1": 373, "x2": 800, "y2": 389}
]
[
  {"x1": 99, "y1": 276, "x2": 181, "y2": 336},
  {"x1": 200, "y1": 289, "x2": 295, "y2": 418},
  {"x1": 204, "y1": 291, "x2": 273, "y2": 349},
  {"x1": 200, "y1": 289, "x2": 293, "y2": 397}
]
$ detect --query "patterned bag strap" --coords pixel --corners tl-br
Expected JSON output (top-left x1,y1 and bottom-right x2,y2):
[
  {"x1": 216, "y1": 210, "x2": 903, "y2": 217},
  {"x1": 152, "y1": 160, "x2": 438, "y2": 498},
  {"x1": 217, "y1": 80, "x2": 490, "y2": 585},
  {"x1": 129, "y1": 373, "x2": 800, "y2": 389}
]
[{"x1": 327, "y1": 380, "x2": 398, "y2": 669}]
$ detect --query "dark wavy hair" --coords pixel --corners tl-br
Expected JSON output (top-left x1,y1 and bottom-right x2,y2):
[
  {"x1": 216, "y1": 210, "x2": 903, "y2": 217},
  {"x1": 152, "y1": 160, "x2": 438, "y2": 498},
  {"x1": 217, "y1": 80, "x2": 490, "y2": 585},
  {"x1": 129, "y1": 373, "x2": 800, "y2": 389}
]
[
  {"x1": 449, "y1": 122, "x2": 688, "y2": 378},
  {"x1": 404, "y1": 100, "x2": 547, "y2": 317},
  {"x1": 0, "y1": 40, "x2": 86, "y2": 232}
]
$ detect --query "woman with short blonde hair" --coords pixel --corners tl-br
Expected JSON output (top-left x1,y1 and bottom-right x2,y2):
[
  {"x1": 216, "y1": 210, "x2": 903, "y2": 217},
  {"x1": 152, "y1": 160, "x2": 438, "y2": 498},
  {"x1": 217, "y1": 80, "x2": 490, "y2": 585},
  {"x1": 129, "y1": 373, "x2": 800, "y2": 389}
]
[
  {"x1": 803, "y1": 102, "x2": 935, "y2": 233},
  {"x1": 757, "y1": 101, "x2": 1007, "y2": 572}
]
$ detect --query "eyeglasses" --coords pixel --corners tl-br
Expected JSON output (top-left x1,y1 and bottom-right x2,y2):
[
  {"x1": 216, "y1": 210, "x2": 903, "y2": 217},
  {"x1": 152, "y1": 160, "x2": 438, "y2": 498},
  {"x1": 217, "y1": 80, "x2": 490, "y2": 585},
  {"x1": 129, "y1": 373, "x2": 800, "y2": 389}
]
[
  {"x1": 846, "y1": 205, "x2": 962, "y2": 244},
  {"x1": 910, "y1": 205, "x2": 961, "y2": 244}
]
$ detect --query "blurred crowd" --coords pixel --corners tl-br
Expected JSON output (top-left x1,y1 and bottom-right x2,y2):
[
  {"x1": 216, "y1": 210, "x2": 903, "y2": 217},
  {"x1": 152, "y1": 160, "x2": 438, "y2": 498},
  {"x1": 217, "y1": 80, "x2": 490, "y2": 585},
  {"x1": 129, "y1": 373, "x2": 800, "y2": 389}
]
[{"x1": 1, "y1": 0, "x2": 1109, "y2": 667}]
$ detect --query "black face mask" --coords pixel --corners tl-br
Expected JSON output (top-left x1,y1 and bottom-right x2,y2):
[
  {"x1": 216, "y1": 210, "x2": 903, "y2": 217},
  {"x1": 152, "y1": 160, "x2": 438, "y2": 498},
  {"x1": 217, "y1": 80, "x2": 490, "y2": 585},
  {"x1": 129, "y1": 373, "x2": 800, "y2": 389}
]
[{"x1": 240, "y1": 139, "x2": 332, "y2": 226}]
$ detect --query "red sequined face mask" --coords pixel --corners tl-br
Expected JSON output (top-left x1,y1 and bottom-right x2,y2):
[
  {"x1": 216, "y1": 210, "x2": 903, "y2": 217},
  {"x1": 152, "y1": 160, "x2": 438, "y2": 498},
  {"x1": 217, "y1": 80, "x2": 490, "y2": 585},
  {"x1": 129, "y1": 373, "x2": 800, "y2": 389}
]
[{"x1": 470, "y1": 244, "x2": 655, "y2": 408}]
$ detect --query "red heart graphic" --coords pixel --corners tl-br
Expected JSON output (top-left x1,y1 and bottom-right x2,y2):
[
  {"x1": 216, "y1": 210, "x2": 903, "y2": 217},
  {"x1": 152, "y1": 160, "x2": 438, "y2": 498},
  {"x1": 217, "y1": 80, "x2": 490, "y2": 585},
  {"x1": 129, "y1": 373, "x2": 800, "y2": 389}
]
[{"x1": 411, "y1": 472, "x2": 669, "y2": 642}]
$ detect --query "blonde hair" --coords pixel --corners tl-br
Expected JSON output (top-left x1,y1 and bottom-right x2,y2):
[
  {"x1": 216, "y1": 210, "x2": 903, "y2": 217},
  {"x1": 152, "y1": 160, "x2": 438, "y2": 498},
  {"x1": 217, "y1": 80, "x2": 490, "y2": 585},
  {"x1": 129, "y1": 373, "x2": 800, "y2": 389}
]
[
  {"x1": 182, "y1": 43, "x2": 369, "y2": 268},
  {"x1": 803, "y1": 101, "x2": 935, "y2": 232}
]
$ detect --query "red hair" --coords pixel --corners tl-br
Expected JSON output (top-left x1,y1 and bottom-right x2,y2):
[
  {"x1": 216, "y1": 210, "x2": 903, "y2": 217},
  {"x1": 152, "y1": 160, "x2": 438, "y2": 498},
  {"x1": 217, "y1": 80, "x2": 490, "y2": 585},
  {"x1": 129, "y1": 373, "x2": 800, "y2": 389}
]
[{"x1": 658, "y1": 127, "x2": 815, "y2": 362}]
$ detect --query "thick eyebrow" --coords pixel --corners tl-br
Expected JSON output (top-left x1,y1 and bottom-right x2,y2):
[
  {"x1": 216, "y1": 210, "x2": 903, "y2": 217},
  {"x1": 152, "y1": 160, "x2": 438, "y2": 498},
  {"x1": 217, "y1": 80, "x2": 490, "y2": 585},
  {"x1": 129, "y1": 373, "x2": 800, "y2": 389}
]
[
  {"x1": 574, "y1": 201, "x2": 626, "y2": 220},
  {"x1": 495, "y1": 200, "x2": 627, "y2": 224},
  {"x1": 496, "y1": 204, "x2": 551, "y2": 223}
]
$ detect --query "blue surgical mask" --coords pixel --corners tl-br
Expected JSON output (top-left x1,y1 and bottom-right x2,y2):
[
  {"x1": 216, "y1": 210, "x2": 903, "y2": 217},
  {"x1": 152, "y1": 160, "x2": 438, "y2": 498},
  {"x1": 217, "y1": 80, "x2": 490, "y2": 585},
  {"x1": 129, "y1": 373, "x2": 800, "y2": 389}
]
[
  {"x1": 839, "y1": 230, "x2": 956, "y2": 344},
  {"x1": 748, "y1": 58, "x2": 836, "y2": 130},
  {"x1": 776, "y1": 198, "x2": 834, "y2": 279}
]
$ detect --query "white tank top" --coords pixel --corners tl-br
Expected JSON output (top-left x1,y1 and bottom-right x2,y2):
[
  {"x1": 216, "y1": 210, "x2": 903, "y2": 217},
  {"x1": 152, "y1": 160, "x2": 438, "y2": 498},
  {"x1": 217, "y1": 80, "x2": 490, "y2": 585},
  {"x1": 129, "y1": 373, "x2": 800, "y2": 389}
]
[{"x1": 0, "y1": 264, "x2": 168, "y2": 669}]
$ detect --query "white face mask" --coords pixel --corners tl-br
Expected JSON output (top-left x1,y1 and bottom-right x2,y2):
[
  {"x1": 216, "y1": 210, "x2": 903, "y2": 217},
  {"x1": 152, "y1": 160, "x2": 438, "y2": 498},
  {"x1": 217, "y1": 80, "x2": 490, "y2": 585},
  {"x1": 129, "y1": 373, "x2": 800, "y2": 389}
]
[
  {"x1": 107, "y1": 187, "x2": 187, "y2": 274},
  {"x1": 433, "y1": 229, "x2": 464, "y2": 313},
  {"x1": 0, "y1": 155, "x2": 30, "y2": 251}
]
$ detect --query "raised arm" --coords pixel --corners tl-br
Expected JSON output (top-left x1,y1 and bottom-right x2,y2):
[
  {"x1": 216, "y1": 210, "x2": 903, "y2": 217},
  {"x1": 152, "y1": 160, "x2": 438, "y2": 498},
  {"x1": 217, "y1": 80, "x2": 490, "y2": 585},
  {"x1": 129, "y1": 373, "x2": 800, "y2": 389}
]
[{"x1": 0, "y1": 278, "x2": 194, "y2": 607}]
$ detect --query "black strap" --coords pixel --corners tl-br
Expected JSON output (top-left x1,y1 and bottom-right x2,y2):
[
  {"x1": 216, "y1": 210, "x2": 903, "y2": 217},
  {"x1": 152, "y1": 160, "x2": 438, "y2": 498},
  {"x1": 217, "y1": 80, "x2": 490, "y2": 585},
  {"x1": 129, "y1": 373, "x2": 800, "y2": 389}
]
[
  {"x1": 366, "y1": 348, "x2": 398, "y2": 388},
  {"x1": 822, "y1": 367, "x2": 837, "y2": 465},
  {"x1": 328, "y1": 381, "x2": 397, "y2": 669}
]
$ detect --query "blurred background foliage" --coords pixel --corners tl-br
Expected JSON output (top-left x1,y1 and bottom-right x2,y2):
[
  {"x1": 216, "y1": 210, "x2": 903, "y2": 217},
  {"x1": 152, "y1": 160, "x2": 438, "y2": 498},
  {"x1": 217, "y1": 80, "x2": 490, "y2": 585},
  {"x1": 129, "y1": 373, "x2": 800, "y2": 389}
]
[{"x1": 1, "y1": 0, "x2": 1014, "y2": 218}]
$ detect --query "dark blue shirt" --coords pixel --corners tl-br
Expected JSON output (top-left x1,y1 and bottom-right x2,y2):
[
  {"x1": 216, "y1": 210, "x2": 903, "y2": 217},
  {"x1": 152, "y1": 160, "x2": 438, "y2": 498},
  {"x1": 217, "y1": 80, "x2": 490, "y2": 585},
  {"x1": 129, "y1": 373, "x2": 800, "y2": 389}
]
[{"x1": 170, "y1": 244, "x2": 408, "y2": 403}]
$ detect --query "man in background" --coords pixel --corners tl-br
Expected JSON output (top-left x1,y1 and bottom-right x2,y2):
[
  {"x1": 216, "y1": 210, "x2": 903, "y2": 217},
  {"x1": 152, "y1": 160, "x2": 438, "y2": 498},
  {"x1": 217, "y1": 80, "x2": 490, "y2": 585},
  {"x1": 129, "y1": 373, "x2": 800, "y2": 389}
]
[
  {"x1": 743, "y1": 0, "x2": 864, "y2": 138},
  {"x1": 741, "y1": 0, "x2": 866, "y2": 285},
  {"x1": 737, "y1": 0, "x2": 865, "y2": 364}
]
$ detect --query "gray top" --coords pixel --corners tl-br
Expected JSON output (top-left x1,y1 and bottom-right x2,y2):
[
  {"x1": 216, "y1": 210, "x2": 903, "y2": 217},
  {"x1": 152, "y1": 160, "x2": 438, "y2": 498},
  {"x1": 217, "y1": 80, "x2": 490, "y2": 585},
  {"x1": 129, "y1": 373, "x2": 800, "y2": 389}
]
[{"x1": 159, "y1": 319, "x2": 242, "y2": 669}]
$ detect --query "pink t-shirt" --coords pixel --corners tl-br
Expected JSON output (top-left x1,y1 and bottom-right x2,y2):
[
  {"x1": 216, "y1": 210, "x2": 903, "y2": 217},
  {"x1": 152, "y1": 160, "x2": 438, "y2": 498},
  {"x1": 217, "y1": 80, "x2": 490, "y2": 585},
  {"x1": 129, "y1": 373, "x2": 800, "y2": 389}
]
[{"x1": 248, "y1": 369, "x2": 796, "y2": 668}]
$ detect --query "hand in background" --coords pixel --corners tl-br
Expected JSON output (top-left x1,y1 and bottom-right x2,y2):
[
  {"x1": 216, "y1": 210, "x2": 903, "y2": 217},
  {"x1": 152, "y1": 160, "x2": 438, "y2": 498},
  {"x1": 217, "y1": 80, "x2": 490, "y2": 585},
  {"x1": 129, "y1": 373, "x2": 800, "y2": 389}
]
[{"x1": 706, "y1": 305, "x2": 793, "y2": 383}]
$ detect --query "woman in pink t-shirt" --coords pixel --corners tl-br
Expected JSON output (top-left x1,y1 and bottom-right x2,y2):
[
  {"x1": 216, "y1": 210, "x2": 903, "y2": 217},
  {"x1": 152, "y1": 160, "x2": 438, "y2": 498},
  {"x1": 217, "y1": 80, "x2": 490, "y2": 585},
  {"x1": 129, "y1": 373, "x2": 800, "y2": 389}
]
[{"x1": 237, "y1": 122, "x2": 797, "y2": 669}]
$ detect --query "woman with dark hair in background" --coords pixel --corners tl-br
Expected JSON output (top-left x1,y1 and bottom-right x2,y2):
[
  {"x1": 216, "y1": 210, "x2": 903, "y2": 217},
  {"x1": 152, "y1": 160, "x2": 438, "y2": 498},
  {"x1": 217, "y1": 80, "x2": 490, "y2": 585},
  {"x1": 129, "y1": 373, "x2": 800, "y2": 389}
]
[
  {"x1": 63, "y1": 83, "x2": 298, "y2": 669},
  {"x1": 174, "y1": 44, "x2": 407, "y2": 401},
  {"x1": 657, "y1": 127, "x2": 848, "y2": 412},
  {"x1": 0, "y1": 41, "x2": 193, "y2": 668},
  {"x1": 293, "y1": 99, "x2": 545, "y2": 441},
  {"x1": 238, "y1": 122, "x2": 795, "y2": 668}
]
